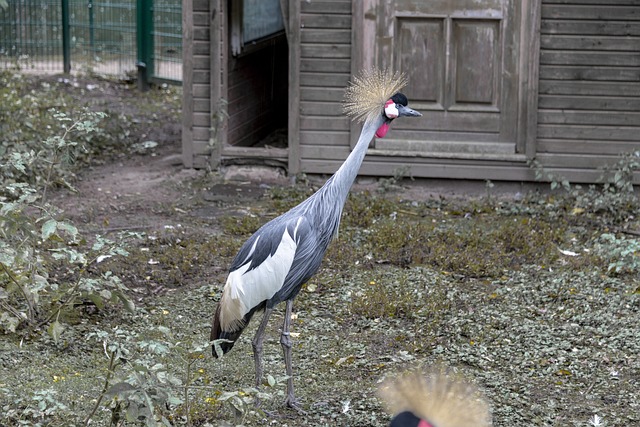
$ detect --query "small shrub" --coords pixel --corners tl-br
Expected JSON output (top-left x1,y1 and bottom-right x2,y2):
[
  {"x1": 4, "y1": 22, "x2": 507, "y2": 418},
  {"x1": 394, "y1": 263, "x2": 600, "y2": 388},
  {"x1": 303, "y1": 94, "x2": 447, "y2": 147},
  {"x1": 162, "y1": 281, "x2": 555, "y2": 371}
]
[
  {"x1": 219, "y1": 215, "x2": 263, "y2": 236},
  {"x1": 342, "y1": 191, "x2": 397, "y2": 228},
  {"x1": 351, "y1": 277, "x2": 418, "y2": 319},
  {"x1": 596, "y1": 233, "x2": 640, "y2": 275},
  {"x1": 529, "y1": 153, "x2": 640, "y2": 225},
  {"x1": 0, "y1": 108, "x2": 136, "y2": 337}
]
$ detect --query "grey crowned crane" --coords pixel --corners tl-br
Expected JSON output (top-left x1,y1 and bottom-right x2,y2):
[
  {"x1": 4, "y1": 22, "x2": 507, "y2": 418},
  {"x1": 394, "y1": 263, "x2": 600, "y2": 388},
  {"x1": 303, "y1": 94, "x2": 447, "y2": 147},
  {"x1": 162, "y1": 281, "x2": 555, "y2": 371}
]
[
  {"x1": 210, "y1": 69, "x2": 421, "y2": 410},
  {"x1": 379, "y1": 369, "x2": 492, "y2": 427}
]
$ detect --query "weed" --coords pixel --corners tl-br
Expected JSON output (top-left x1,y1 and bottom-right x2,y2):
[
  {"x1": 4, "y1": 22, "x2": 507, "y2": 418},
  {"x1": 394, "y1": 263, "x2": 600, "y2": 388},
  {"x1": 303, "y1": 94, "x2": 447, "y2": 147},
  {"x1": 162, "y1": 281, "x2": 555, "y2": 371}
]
[
  {"x1": 0, "y1": 109, "x2": 137, "y2": 337},
  {"x1": 377, "y1": 166, "x2": 412, "y2": 193},
  {"x1": 342, "y1": 191, "x2": 397, "y2": 228},
  {"x1": 529, "y1": 153, "x2": 640, "y2": 225},
  {"x1": 219, "y1": 214, "x2": 263, "y2": 236},
  {"x1": 268, "y1": 184, "x2": 314, "y2": 212},
  {"x1": 595, "y1": 233, "x2": 640, "y2": 275}
]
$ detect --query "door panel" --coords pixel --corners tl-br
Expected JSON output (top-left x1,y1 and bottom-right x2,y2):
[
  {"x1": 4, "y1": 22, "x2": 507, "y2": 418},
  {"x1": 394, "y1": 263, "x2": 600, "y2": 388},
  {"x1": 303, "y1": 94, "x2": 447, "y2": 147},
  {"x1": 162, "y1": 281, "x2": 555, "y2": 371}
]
[
  {"x1": 357, "y1": 0, "x2": 534, "y2": 158},
  {"x1": 397, "y1": 19, "x2": 445, "y2": 107},
  {"x1": 452, "y1": 19, "x2": 499, "y2": 107}
]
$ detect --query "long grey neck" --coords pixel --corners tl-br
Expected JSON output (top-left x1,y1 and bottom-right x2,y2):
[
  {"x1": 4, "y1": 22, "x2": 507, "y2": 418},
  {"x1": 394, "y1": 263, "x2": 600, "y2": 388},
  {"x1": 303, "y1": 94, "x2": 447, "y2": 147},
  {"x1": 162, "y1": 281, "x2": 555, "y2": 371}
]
[{"x1": 326, "y1": 114, "x2": 386, "y2": 204}]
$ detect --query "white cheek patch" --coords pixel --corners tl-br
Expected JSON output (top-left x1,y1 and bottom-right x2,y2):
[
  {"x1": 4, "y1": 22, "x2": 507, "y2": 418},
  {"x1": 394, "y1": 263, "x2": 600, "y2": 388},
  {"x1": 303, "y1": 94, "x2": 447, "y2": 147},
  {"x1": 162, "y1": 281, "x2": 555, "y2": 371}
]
[{"x1": 384, "y1": 101, "x2": 398, "y2": 119}]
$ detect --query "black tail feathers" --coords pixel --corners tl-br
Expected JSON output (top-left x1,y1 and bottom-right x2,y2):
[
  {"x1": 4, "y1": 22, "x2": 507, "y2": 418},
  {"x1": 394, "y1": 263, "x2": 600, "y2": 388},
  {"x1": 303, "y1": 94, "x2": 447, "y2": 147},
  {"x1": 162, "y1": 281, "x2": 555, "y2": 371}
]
[
  {"x1": 210, "y1": 301, "x2": 265, "y2": 358},
  {"x1": 210, "y1": 302, "x2": 247, "y2": 358}
]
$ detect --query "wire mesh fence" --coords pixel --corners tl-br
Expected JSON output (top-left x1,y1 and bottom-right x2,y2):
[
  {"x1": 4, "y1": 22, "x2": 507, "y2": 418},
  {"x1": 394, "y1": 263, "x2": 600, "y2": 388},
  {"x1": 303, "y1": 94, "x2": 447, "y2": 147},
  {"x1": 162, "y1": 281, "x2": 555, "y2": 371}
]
[
  {"x1": 151, "y1": 1, "x2": 181, "y2": 82},
  {"x1": 0, "y1": 0, "x2": 181, "y2": 83},
  {"x1": 0, "y1": 0, "x2": 63, "y2": 72}
]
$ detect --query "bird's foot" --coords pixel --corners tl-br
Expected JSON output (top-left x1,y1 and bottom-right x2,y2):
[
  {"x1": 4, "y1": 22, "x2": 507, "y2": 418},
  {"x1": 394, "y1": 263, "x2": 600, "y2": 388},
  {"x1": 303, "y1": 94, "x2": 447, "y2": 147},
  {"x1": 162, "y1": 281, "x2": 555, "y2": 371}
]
[
  {"x1": 253, "y1": 395, "x2": 280, "y2": 418},
  {"x1": 284, "y1": 395, "x2": 307, "y2": 415}
]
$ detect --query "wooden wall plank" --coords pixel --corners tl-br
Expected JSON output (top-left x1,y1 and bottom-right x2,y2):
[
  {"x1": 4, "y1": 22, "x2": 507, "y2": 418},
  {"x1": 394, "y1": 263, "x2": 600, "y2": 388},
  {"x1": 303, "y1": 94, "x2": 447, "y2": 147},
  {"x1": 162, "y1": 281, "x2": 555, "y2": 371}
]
[
  {"x1": 535, "y1": 153, "x2": 637, "y2": 169},
  {"x1": 193, "y1": 42, "x2": 210, "y2": 55},
  {"x1": 301, "y1": 14, "x2": 351, "y2": 29},
  {"x1": 300, "y1": 58, "x2": 351, "y2": 73},
  {"x1": 301, "y1": 87, "x2": 345, "y2": 102},
  {"x1": 300, "y1": 117, "x2": 350, "y2": 131},
  {"x1": 194, "y1": 99, "x2": 209, "y2": 112},
  {"x1": 538, "y1": 110, "x2": 640, "y2": 126},
  {"x1": 541, "y1": 20, "x2": 640, "y2": 36},
  {"x1": 301, "y1": 44, "x2": 351, "y2": 59},
  {"x1": 301, "y1": 101, "x2": 347, "y2": 116},
  {"x1": 193, "y1": 83, "x2": 210, "y2": 98},
  {"x1": 300, "y1": 131, "x2": 350, "y2": 146},
  {"x1": 193, "y1": 127, "x2": 210, "y2": 141},
  {"x1": 301, "y1": 29, "x2": 351, "y2": 44},
  {"x1": 193, "y1": 70, "x2": 210, "y2": 84},
  {"x1": 181, "y1": 0, "x2": 195, "y2": 167},
  {"x1": 538, "y1": 139, "x2": 640, "y2": 155},
  {"x1": 540, "y1": 51, "x2": 640, "y2": 67},
  {"x1": 193, "y1": 55, "x2": 210, "y2": 70},
  {"x1": 193, "y1": 11, "x2": 209, "y2": 26},
  {"x1": 539, "y1": 65, "x2": 640, "y2": 81},
  {"x1": 538, "y1": 95, "x2": 640, "y2": 111},
  {"x1": 299, "y1": 72, "x2": 350, "y2": 87},
  {"x1": 193, "y1": 112, "x2": 211, "y2": 127},
  {"x1": 288, "y1": 0, "x2": 302, "y2": 174},
  {"x1": 540, "y1": 35, "x2": 640, "y2": 51},
  {"x1": 209, "y1": 0, "x2": 225, "y2": 169},
  {"x1": 538, "y1": 124, "x2": 640, "y2": 141},
  {"x1": 539, "y1": 80, "x2": 640, "y2": 96},
  {"x1": 194, "y1": 27, "x2": 209, "y2": 41},
  {"x1": 544, "y1": 0, "x2": 640, "y2": 4},
  {"x1": 192, "y1": 0, "x2": 208, "y2": 12},
  {"x1": 295, "y1": 1, "x2": 353, "y2": 173},
  {"x1": 541, "y1": 5, "x2": 640, "y2": 20},
  {"x1": 301, "y1": 1, "x2": 351, "y2": 14}
]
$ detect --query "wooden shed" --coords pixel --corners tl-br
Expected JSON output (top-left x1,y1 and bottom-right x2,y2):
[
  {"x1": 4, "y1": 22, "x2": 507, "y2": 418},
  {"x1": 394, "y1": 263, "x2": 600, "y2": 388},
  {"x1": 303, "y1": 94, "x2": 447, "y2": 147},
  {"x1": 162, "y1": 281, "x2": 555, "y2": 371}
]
[{"x1": 182, "y1": 0, "x2": 640, "y2": 182}]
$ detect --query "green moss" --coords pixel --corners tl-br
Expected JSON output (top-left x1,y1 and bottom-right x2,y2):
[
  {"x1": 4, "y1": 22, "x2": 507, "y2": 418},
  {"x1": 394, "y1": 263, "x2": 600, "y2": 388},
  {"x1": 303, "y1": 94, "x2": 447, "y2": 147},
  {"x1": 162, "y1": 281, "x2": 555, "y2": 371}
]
[
  {"x1": 342, "y1": 191, "x2": 398, "y2": 228},
  {"x1": 219, "y1": 215, "x2": 263, "y2": 236}
]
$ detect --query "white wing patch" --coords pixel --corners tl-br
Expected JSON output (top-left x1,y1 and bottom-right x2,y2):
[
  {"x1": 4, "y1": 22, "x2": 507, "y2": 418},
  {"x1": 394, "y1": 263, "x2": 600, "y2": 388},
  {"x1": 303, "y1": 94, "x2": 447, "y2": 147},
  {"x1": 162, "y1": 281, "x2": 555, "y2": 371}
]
[{"x1": 219, "y1": 229, "x2": 297, "y2": 331}]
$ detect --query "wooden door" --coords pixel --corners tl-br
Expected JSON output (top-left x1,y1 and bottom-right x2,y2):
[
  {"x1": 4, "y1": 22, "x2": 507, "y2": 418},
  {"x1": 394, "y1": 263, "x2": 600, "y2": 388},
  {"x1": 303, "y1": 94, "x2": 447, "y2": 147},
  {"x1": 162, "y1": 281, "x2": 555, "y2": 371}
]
[{"x1": 354, "y1": 0, "x2": 540, "y2": 160}]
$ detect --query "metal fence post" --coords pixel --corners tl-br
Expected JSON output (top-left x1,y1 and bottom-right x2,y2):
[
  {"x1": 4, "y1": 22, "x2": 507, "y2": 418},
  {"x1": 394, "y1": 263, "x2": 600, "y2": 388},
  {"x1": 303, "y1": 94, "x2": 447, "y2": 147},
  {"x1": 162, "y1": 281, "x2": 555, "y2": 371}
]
[
  {"x1": 88, "y1": 0, "x2": 95, "y2": 50},
  {"x1": 61, "y1": 0, "x2": 70, "y2": 73},
  {"x1": 136, "y1": 0, "x2": 153, "y2": 90}
]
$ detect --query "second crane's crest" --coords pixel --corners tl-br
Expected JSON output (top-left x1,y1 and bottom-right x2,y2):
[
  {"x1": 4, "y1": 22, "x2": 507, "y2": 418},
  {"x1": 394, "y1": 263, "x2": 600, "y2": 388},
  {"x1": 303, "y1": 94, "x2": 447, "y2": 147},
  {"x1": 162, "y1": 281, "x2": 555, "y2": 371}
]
[{"x1": 343, "y1": 68, "x2": 408, "y2": 123}]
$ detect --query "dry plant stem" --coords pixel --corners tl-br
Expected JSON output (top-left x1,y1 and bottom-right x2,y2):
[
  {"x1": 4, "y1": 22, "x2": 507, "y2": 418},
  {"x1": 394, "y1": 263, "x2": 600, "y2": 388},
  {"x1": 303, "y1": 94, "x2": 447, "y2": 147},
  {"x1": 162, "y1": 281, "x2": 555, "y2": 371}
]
[
  {"x1": 36, "y1": 250, "x2": 104, "y2": 328},
  {"x1": 184, "y1": 358, "x2": 194, "y2": 427},
  {"x1": 84, "y1": 350, "x2": 118, "y2": 426},
  {"x1": 0, "y1": 298, "x2": 23, "y2": 321},
  {"x1": 1, "y1": 263, "x2": 37, "y2": 323},
  {"x1": 41, "y1": 119, "x2": 78, "y2": 204},
  {"x1": 36, "y1": 274, "x2": 83, "y2": 329}
]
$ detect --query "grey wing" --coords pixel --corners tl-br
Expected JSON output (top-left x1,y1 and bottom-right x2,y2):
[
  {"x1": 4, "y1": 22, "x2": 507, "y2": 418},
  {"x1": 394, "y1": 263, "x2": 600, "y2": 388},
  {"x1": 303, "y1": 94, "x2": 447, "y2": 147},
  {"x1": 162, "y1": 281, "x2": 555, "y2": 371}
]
[
  {"x1": 271, "y1": 216, "x2": 327, "y2": 304},
  {"x1": 229, "y1": 215, "x2": 291, "y2": 273}
]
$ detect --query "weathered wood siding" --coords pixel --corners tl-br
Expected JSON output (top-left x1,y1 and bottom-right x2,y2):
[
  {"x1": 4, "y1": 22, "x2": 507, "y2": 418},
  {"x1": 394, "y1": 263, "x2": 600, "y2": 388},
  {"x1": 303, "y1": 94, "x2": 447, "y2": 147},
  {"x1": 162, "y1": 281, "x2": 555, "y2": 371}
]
[
  {"x1": 182, "y1": 0, "x2": 213, "y2": 168},
  {"x1": 183, "y1": 0, "x2": 638, "y2": 183},
  {"x1": 537, "y1": 0, "x2": 640, "y2": 173},
  {"x1": 227, "y1": 41, "x2": 288, "y2": 148},
  {"x1": 297, "y1": 0, "x2": 353, "y2": 171}
]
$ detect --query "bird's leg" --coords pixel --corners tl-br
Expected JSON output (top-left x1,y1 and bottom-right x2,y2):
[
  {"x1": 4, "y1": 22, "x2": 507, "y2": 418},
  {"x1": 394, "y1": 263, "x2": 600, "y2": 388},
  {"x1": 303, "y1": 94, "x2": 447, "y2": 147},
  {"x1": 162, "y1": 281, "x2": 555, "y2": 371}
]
[
  {"x1": 280, "y1": 299, "x2": 306, "y2": 414},
  {"x1": 252, "y1": 307, "x2": 273, "y2": 390}
]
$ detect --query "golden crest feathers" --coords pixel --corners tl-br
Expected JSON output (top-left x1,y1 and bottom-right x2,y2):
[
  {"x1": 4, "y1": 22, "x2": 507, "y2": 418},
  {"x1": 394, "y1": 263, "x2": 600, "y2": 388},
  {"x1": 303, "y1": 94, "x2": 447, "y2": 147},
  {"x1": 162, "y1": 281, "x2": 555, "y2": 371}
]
[
  {"x1": 343, "y1": 68, "x2": 408, "y2": 123},
  {"x1": 378, "y1": 368, "x2": 492, "y2": 427}
]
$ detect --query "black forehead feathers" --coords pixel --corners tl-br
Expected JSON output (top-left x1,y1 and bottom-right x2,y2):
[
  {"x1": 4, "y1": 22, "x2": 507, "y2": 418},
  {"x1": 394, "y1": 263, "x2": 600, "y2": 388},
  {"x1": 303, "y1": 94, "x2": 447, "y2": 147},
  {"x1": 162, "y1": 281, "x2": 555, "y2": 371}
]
[
  {"x1": 390, "y1": 411, "x2": 423, "y2": 427},
  {"x1": 391, "y1": 92, "x2": 408, "y2": 106}
]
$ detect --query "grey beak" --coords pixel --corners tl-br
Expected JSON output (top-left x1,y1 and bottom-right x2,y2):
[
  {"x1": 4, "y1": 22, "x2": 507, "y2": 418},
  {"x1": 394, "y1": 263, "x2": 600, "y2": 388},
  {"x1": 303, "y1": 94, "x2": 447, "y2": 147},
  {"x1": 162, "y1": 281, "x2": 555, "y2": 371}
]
[{"x1": 397, "y1": 104, "x2": 422, "y2": 117}]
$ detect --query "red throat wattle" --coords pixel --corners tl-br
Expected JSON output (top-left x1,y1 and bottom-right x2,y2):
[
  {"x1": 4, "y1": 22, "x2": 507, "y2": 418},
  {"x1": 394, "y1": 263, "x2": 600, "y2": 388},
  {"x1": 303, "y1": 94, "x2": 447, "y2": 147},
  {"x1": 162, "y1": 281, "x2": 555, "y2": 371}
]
[
  {"x1": 376, "y1": 99, "x2": 396, "y2": 138},
  {"x1": 375, "y1": 122, "x2": 390, "y2": 138}
]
